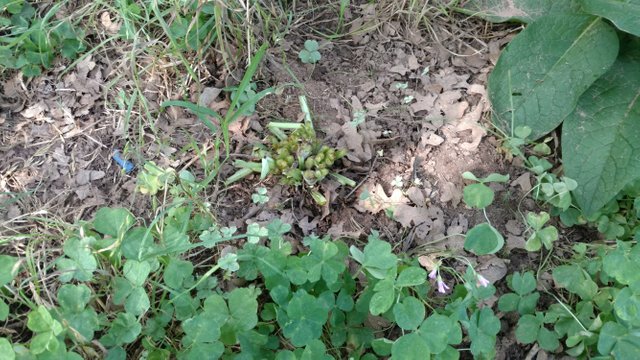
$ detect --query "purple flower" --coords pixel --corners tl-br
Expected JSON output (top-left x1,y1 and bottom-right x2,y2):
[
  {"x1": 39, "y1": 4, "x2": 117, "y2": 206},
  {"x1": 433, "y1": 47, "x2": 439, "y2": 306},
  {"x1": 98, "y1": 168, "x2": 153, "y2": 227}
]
[
  {"x1": 436, "y1": 276, "x2": 450, "y2": 294},
  {"x1": 476, "y1": 274, "x2": 490, "y2": 288},
  {"x1": 428, "y1": 268, "x2": 437, "y2": 280}
]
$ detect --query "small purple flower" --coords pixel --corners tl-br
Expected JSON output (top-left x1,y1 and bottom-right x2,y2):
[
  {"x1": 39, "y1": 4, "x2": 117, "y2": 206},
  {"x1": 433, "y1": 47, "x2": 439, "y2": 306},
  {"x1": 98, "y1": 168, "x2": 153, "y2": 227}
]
[
  {"x1": 476, "y1": 274, "x2": 491, "y2": 288},
  {"x1": 436, "y1": 276, "x2": 450, "y2": 294},
  {"x1": 429, "y1": 268, "x2": 438, "y2": 280}
]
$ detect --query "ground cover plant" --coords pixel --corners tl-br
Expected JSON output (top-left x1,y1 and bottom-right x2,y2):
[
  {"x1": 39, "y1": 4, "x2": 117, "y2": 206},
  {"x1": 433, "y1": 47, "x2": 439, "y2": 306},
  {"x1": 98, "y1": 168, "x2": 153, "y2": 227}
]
[{"x1": 1, "y1": 0, "x2": 639, "y2": 359}]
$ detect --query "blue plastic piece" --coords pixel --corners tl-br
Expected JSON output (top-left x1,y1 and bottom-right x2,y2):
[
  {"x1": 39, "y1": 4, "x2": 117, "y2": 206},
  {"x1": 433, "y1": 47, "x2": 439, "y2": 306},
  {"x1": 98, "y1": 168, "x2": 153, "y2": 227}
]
[{"x1": 112, "y1": 151, "x2": 135, "y2": 174}]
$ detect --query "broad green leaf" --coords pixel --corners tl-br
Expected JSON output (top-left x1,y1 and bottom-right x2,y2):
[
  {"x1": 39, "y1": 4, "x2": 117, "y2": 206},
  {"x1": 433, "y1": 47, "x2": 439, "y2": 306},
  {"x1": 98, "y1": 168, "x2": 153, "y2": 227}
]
[
  {"x1": 498, "y1": 293, "x2": 520, "y2": 312},
  {"x1": 463, "y1": 183, "x2": 494, "y2": 209},
  {"x1": 125, "y1": 287, "x2": 150, "y2": 316},
  {"x1": 123, "y1": 260, "x2": 151, "y2": 287},
  {"x1": 282, "y1": 290, "x2": 329, "y2": 347},
  {"x1": 0, "y1": 300, "x2": 8, "y2": 321},
  {"x1": 372, "y1": 338, "x2": 393, "y2": 356},
  {"x1": 182, "y1": 313, "x2": 223, "y2": 346},
  {"x1": 0, "y1": 255, "x2": 19, "y2": 286},
  {"x1": 581, "y1": 0, "x2": 640, "y2": 36},
  {"x1": 57, "y1": 237, "x2": 97, "y2": 282},
  {"x1": 393, "y1": 296, "x2": 425, "y2": 330},
  {"x1": 303, "y1": 237, "x2": 345, "y2": 286},
  {"x1": 228, "y1": 287, "x2": 259, "y2": 331},
  {"x1": 369, "y1": 279, "x2": 395, "y2": 315},
  {"x1": 57, "y1": 284, "x2": 91, "y2": 313},
  {"x1": 511, "y1": 271, "x2": 537, "y2": 295},
  {"x1": 563, "y1": 46, "x2": 640, "y2": 215},
  {"x1": 464, "y1": 223, "x2": 504, "y2": 255},
  {"x1": 603, "y1": 241, "x2": 640, "y2": 285},
  {"x1": 395, "y1": 266, "x2": 427, "y2": 287},
  {"x1": 552, "y1": 264, "x2": 598, "y2": 300},
  {"x1": 300, "y1": 339, "x2": 333, "y2": 360},
  {"x1": 121, "y1": 227, "x2": 155, "y2": 261},
  {"x1": 489, "y1": 15, "x2": 618, "y2": 140},
  {"x1": 351, "y1": 238, "x2": 397, "y2": 279},
  {"x1": 614, "y1": 287, "x2": 640, "y2": 327},
  {"x1": 515, "y1": 314, "x2": 540, "y2": 344},
  {"x1": 467, "y1": 308, "x2": 500, "y2": 357},
  {"x1": 0, "y1": 338, "x2": 14, "y2": 360},
  {"x1": 164, "y1": 258, "x2": 193, "y2": 289},
  {"x1": 391, "y1": 333, "x2": 430, "y2": 359},
  {"x1": 458, "y1": 0, "x2": 582, "y2": 23},
  {"x1": 598, "y1": 321, "x2": 640, "y2": 357},
  {"x1": 102, "y1": 312, "x2": 141, "y2": 346},
  {"x1": 418, "y1": 314, "x2": 457, "y2": 354},
  {"x1": 93, "y1": 207, "x2": 135, "y2": 237}
]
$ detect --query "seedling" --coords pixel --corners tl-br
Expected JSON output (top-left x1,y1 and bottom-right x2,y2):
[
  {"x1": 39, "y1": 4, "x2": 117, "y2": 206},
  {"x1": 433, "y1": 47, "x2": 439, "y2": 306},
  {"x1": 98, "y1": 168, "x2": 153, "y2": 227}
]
[
  {"x1": 461, "y1": 171, "x2": 509, "y2": 255},
  {"x1": 524, "y1": 212, "x2": 558, "y2": 251},
  {"x1": 298, "y1": 40, "x2": 321, "y2": 64}
]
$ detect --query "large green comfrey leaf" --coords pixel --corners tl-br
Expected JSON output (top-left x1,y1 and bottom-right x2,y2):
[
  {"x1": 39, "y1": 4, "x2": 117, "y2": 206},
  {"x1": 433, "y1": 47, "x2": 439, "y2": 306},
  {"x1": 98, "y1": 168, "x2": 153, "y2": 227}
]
[
  {"x1": 458, "y1": 0, "x2": 582, "y2": 23},
  {"x1": 563, "y1": 45, "x2": 640, "y2": 215},
  {"x1": 581, "y1": 0, "x2": 640, "y2": 37},
  {"x1": 489, "y1": 15, "x2": 618, "y2": 140}
]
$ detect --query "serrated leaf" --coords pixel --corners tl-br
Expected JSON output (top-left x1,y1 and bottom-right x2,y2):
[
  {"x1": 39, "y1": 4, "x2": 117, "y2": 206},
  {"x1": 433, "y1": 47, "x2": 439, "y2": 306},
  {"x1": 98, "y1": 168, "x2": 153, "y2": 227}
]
[
  {"x1": 581, "y1": 0, "x2": 640, "y2": 36},
  {"x1": 563, "y1": 46, "x2": 640, "y2": 215},
  {"x1": 489, "y1": 15, "x2": 619, "y2": 140},
  {"x1": 464, "y1": 222, "x2": 504, "y2": 255}
]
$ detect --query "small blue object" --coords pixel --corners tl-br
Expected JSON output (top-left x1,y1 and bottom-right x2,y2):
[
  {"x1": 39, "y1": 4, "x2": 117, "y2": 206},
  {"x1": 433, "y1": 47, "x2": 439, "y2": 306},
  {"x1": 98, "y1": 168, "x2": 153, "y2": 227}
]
[{"x1": 112, "y1": 151, "x2": 135, "y2": 174}]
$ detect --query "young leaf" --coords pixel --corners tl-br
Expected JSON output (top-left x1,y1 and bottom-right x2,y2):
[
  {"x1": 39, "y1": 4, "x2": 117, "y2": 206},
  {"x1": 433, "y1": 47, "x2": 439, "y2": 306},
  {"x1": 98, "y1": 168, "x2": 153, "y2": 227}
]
[
  {"x1": 464, "y1": 222, "x2": 504, "y2": 255},
  {"x1": 463, "y1": 183, "x2": 494, "y2": 209},
  {"x1": 392, "y1": 296, "x2": 425, "y2": 330}
]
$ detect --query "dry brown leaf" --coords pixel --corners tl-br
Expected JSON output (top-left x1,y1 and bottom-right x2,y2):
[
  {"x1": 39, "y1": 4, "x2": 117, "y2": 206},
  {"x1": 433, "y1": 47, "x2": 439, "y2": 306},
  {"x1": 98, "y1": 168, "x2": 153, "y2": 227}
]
[
  {"x1": 100, "y1": 12, "x2": 121, "y2": 33},
  {"x1": 511, "y1": 172, "x2": 533, "y2": 192},
  {"x1": 75, "y1": 170, "x2": 105, "y2": 186},
  {"x1": 356, "y1": 183, "x2": 407, "y2": 214},
  {"x1": 418, "y1": 255, "x2": 438, "y2": 271},
  {"x1": 439, "y1": 181, "x2": 461, "y2": 207},
  {"x1": 406, "y1": 186, "x2": 426, "y2": 206},
  {"x1": 410, "y1": 93, "x2": 437, "y2": 113}
]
